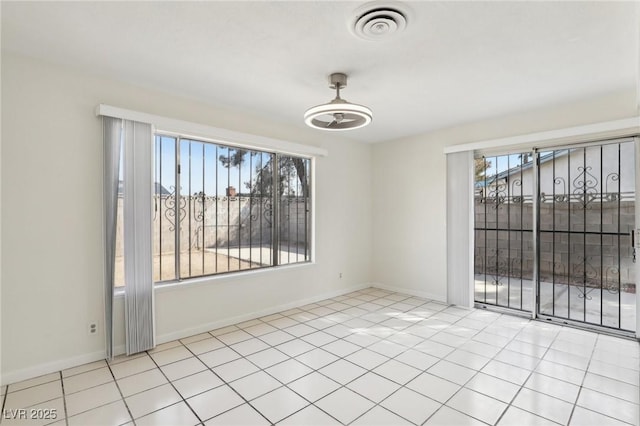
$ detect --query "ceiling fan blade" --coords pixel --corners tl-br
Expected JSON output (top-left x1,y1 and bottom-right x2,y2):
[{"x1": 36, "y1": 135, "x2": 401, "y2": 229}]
[
  {"x1": 326, "y1": 119, "x2": 337, "y2": 127},
  {"x1": 341, "y1": 113, "x2": 361, "y2": 122}
]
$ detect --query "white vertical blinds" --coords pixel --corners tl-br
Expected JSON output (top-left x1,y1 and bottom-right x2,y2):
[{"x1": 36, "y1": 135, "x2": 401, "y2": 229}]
[
  {"x1": 122, "y1": 120, "x2": 155, "y2": 355},
  {"x1": 446, "y1": 151, "x2": 474, "y2": 308},
  {"x1": 103, "y1": 117, "x2": 122, "y2": 359},
  {"x1": 636, "y1": 138, "x2": 640, "y2": 337}
]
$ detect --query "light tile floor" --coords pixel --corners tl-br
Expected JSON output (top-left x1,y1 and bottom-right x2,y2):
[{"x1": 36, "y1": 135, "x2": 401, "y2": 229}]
[{"x1": 2, "y1": 288, "x2": 639, "y2": 425}]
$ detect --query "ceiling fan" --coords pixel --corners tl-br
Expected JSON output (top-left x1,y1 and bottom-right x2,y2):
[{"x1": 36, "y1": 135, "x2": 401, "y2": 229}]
[{"x1": 304, "y1": 73, "x2": 373, "y2": 131}]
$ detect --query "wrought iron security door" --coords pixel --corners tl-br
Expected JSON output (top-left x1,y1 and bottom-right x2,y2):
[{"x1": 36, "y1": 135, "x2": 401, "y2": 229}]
[
  {"x1": 474, "y1": 152, "x2": 535, "y2": 312},
  {"x1": 474, "y1": 139, "x2": 637, "y2": 334},
  {"x1": 536, "y1": 140, "x2": 636, "y2": 332}
]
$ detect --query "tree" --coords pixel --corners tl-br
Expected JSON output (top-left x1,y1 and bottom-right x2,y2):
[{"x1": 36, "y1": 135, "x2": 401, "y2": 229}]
[
  {"x1": 219, "y1": 149, "x2": 309, "y2": 198},
  {"x1": 290, "y1": 157, "x2": 309, "y2": 198},
  {"x1": 518, "y1": 153, "x2": 532, "y2": 164},
  {"x1": 219, "y1": 149, "x2": 247, "y2": 169},
  {"x1": 475, "y1": 158, "x2": 492, "y2": 182}
]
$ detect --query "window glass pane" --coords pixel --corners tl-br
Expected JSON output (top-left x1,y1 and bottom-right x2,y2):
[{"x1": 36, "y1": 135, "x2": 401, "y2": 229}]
[
  {"x1": 241, "y1": 151, "x2": 276, "y2": 269},
  {"x1": 278, "y1": 155, "x2": 311, "y2": 265},
  {"x1": 114, "y1": 145, "x2": 125, "y2": 287},
  {"x1": 153, "y1": 136, "x2": 177, "y2": 282},
  {"x1": 174, "y1": 140, "x2": 281, "y2": 280},
  {"x1": 178, "y1": 139, "x2": 199, "y2": 278}
]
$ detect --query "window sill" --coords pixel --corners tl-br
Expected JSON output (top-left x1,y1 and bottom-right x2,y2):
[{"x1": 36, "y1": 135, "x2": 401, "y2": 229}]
[{"x1": 114, "y1": 261, "x2": 316, "y2": 297}]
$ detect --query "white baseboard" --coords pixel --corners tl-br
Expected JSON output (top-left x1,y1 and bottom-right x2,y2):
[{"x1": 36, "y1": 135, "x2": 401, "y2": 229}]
[
  {"x1": 371, "y1": 282, "x2": 446, "y2": 303},
  {"x1": 2, "y1": 282, "x2": 372, "y2": 385},
  {"x1": 154, "y1": 282, "x2": 371, "y2": 345},
  {"x1": 1, "y1": 350, "x2": 106, "y2": 386}
]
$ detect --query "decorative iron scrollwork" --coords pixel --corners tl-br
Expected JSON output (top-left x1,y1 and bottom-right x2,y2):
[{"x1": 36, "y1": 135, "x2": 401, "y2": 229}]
[
  {"x1": 486, "y1": 179, "x2": 507, "y2": 209},
  {"x1": 263, "y1": 198, "x2": 272, "y2": 226},
  {"x1": 604, "y1": 266, "x2": 620, "y2": 294},
  {"x1": 605, "y1": 173, "x2": 620, "y2": 202},
  {"x1": 510, "y1": 179, "x2": 524, "y2": 204},
  {"x1": 572, "y1": 256, "x2": 598, "y2": 300},
  {"x1": 572, "y1": 166, "x2": 598, "y2": 210},
  {"x1": 486, "y1": 248, "x2": 508, "y2": 286},
  {"x1": 164, "y1": 186, "x2": 187, "y2": 231},
  {"x1": 193, "y1": 192, "x2": 205, "y2": 224},
  {"x1": 539, "y1": 168, "x2": 629, "y2": 205},
  {"x1": 553, "y1": 177, "x2": 569, "y2": 203}
]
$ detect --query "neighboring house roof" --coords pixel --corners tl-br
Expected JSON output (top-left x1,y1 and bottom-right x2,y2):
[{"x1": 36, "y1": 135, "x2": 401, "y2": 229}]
[{"x1": 475, "y1": 151, "x2": 562, "y2": 187}]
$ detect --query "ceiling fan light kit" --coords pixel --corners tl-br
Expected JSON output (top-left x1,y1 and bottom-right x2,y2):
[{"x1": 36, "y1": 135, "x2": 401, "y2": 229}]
[{"x1": 304, "y1": 72, "x2": 373, "y2": 131}]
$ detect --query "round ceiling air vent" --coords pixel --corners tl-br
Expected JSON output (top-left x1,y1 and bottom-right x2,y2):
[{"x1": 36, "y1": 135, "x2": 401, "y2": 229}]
[{"x1": 351, "y1": 2, "x2": 410, "y2": 41}]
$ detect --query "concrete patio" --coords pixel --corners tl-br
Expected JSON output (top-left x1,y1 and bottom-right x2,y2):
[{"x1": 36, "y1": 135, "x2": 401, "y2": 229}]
[{"x1": 475, "y1": 276, "x2": 637, "y2": 332}]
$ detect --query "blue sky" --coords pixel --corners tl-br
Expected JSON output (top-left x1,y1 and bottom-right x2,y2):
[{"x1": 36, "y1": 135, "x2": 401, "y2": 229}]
[
  {"x1": 155, "y1": 136, "x2": 273, "y2": 196},
  {"x1": 478, "y1": 153, "x2": 531, "y2": 181}
]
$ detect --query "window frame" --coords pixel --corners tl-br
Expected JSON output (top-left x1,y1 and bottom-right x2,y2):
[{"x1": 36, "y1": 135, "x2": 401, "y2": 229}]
[
  {"x1": 151, "y1": 132, "x2": 314, "y2": 285},
  {"x1": 99, "y1": 104, "x2": 324, "y2": 294}
]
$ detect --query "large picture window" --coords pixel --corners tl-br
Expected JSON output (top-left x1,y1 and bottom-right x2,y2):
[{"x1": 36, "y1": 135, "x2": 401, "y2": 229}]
[{"x1": 114, "y1": 134, "x2": 312, "y2": 286}]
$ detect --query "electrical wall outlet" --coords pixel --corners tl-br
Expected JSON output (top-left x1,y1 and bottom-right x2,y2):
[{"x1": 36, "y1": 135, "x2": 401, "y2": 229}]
[{"x1": 88, "y1": 323, "x2": 97, "y2": 335}]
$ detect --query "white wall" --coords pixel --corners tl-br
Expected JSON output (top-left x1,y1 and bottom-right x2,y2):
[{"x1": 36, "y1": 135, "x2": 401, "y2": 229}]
[
  {"x1": 1, "y1": 53, "x2": 373, "y2": 383},
  {"x1": 372, "y1": 90, "x2": 638, "y2": 301}
]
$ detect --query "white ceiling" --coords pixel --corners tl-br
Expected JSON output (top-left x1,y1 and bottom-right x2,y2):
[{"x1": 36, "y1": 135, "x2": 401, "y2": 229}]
[{"x1": 2, "y1": 1, "x2": 638, "y2": 143}]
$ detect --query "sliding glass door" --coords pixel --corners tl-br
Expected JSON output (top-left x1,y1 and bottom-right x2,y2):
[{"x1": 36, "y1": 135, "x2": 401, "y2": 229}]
[{"x1": 474, "y1": 138, "x2": 637, "y2": 334}]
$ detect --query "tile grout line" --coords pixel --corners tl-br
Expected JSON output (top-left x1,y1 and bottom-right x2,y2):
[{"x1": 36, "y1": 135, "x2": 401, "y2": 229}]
[
  {"x1": 272, "y1": 291, "x2": 418, "y2": 425},
  {"x1": 210, "y1": 290, "x2": 632, "y2": 425},
  {"x1": 0, "y1": 388, "x2": 7, "y2": 424},
  {"x1": 216, "y1": 290, "x2": 415, "y2": 424},
  {"x1": 4, "y1": 288, "x2": 637, "y2": 425},
  {"x1": 3, "y1": 378, "x2": 69, "y2": 425},
  {"x1": 59, "y1": 371, "x2": 69, "y2": 426},
  {"x1": 0, "y1": 291, "x2": 451, "y2": 425},
  {"x1": 233, "y1": 292, "x2": 402, "y2": 424},
  {"x1": 257, "y1": 291, "x2": 571, "y2": 425},
  {"x1": 177, "y1": 334, "x2": 274, "y2": 425},
  {"x1": 418, "y1": 329, "x2": 498, "y2": 423},
  {"x1": 209, "y1": 295, "x2": 637, "y2": 426},
  {"x1": 105, "y1": 356, "x2": 137, "y2": 425},
  {"x1": 115, "y1": 332, "x2": 285, "y2": 422},
  {"x1": 145, "y1": 346, "x2": 207, "y2": 425},
  {"x1": 491, "y1": 323, "x2": 638, "y2": 425},
  {"x1": 417, "y1": 308, "x2": 521, "y2": 425},
  {"x1": 489, "y1": 320, "x2": 565, "y2": 426},
  {"x1": 430, "y1": 311, "x2": 603, "y2": 424},
  {"x1": 273, "y1": 294, "x2": 473, "y2": 425},
  {"x1": 565, "y1": 329, "x2": 599, "y2": 426},
  {"x1": 268, "y1": 293, "x2": 418, "y2": 422},
  {"x1": 563, "y1": 332, "x2": 638, "y2": 426},
  {"x1": 357, "y1": 295, "x2": 496, "y2": 425},
  {"x1": 2, "y1": 376, "x2": 60, "y2": 396}
]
